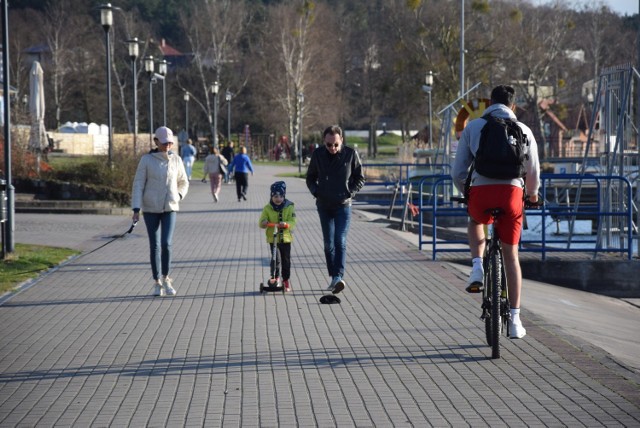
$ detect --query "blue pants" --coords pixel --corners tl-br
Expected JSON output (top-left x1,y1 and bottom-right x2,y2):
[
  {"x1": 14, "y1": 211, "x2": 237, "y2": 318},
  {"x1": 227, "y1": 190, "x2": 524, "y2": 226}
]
[
  {"x1": 143, "y1": 211, "x2": 176, "y2": 280},
  {"x1": 317, "y1": 204, "x2": 351, "y2": 278},
  {"x1": 183, "y1": 156, "x2": 195, "y2": 179}
]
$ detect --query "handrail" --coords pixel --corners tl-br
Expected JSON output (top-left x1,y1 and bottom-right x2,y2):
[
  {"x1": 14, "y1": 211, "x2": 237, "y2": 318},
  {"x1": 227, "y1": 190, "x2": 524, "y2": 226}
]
[
  {"x1": 411, "y1": 174, "x2": 634, "y2": 260},
  {"x1": 360, "y1": 162, "x2": 451, "y2": 207}
]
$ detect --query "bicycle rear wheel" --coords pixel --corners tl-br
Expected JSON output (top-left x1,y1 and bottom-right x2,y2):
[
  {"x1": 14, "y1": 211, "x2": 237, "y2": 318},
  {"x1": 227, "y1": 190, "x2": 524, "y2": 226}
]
[
  {"x1": 490, "y1": 246, "x2": 502, "y2": 359},
  {"x1": 483, "y1": 254, "x2": 492, "y2": 346}
]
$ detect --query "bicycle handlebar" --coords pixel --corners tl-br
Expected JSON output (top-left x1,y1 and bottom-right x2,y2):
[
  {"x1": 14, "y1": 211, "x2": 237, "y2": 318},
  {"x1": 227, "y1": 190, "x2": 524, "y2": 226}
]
[{"x1": 451, "y1": 195, "x2": 544, "y2": 209}]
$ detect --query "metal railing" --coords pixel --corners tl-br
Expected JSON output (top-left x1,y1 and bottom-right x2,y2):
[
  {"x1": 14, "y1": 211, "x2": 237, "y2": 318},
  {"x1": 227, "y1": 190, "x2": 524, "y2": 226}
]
[{"x1": 409, "y1": 174, "x2": 635, "y2": 261}]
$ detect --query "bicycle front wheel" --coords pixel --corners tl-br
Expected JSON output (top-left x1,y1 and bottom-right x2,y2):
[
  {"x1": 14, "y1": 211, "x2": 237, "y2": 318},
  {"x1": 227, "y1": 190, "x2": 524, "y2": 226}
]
[{"x1": 490, "y1": 246, "x2": 502, "y2": 359}]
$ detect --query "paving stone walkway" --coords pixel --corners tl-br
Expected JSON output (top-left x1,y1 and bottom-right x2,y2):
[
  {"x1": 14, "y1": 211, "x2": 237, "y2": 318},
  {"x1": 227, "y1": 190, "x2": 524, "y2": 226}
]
[{"x1": 1, "y1": 165, "x2": 638, "y2": 426}]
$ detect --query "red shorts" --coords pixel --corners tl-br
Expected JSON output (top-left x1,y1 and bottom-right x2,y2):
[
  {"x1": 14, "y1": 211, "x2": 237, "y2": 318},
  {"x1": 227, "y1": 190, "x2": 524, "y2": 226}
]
[{"x1": 468, "y1": 185, "x2": 524, "y2": 245}]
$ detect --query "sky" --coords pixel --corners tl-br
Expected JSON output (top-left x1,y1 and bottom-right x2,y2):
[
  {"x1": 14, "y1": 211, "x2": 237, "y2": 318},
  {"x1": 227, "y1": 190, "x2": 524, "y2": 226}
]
[
  {"x1": 534, "y1": 1, "x2": 639, "y2": 16},
  {"x1": 597, "y1": 0, "x2": 638, "y2": 15}
]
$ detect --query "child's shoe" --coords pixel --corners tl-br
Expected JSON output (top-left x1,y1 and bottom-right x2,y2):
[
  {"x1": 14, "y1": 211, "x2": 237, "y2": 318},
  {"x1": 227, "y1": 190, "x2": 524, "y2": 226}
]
[{"x1": 283, "y1": 280, "x2": 292, "y2": 292}]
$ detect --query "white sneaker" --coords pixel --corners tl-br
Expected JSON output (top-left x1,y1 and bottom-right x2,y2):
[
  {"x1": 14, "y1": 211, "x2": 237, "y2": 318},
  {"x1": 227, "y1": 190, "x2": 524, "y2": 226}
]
[
  {"x1": 213, "y1": 194, "x2": 218, "y2": 202},
  {"x1": 163, "y1": 276, "x2": 176, "y2": 296},
  {"x1": 465, "y1": 267, "x2": 484, "y2": 293},
  {"x1": 153, "y1": 279, "x2": 165, "y2": 297},
  {"x1": 509, "y1": 318, "x2": 527, "y2": 339}
]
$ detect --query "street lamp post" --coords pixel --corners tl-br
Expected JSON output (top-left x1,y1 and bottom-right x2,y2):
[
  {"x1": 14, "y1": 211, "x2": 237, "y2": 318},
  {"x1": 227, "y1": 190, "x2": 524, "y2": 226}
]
[
  {"x1": 184, "y1": 92, "x2": 189, "y2": 138},
  {"x1": 127, "y1": 37, "x2": 139, "y2": 154},
  {"x1": 211, "y1": 81, "x2": 220, "y2": 148},
  {"x1": 99, "y1": 3, "x2": 114, "y2": 166},
  {"x1": 225, "y1": 89, "x2": 232, "y2": 143},
  {"x1": 425, "y1": 71, "x2": 434, "y2": 148},
  {"x1": 144, "y1": 55, "x2": 155, "y2": 148},
  {"x1": 297, "y1": 92, "x2": 304, "y2": 173},
  {"x1": 157, "y1": 59, "x2": 167, "y2": 125}
]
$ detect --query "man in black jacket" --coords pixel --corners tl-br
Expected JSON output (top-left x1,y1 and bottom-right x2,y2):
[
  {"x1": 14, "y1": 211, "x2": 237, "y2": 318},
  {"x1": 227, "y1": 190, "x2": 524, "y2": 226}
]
[{"x1": 306, "y1": 125, "x2": 365, "y2": 294}]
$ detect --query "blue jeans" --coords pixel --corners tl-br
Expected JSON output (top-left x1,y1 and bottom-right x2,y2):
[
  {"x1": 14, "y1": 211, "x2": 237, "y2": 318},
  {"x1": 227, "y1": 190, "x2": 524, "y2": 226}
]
[
  {"x1": 317, "y1": 204, "x2": 351, "y2": 278},
  {"x1": 143, "y1": 211, "x2": 176, "y2": 280},
  {"x1": 183, "y1": 157, "x2": 195, "y2": 179}
]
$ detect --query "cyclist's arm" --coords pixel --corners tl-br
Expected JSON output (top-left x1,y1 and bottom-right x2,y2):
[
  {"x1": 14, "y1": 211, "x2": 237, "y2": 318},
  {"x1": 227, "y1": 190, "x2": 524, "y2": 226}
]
[
  {"x1": 519, "y1": 122, "x2": 541, "y2": 199},
  {"x1": 451, "y1": 128, "x2": 474, "y2": 194}
]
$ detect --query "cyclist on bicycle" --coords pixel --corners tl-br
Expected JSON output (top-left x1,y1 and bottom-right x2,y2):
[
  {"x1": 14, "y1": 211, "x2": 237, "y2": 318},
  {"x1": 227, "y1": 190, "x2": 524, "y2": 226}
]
[{"x1": 451, "y1": 85, "x2": 540, "y2": 339}]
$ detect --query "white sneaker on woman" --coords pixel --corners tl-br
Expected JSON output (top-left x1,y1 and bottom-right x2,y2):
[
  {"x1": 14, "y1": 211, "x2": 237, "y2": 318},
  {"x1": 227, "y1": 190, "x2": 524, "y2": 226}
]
[
  {"x1": 163, "y1": 276, "x2": 176, "y2": 296},
  {"x1": 153, "y1": 279, "x2": 165, "y2": 297}
]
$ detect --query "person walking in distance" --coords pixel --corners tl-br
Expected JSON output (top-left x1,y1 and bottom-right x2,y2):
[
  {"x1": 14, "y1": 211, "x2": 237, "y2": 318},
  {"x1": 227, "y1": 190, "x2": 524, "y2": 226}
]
[
  {"x1": 202, "y1": 146, "x2": 228, "y2": 202},
  {"x1": 229, "y1": 146, "x2": 254, "y2": 202},
  {"x1": 451, "y1": 85, "x2": 540, "y2": 339},
  {"x1": 181, "y1": 138, "x2": 197, "y2": 180},
  {"x1": 306, "y1": 125, "x2": 365, "y2": 294},
  {"x1": 132, "y1": 126, "x2": 189, "y2": 297},
  {"x1": 221, "y1": 141, "x2": 235, "y2": 183},
  {"x1": 259, "y1": 181, "x2": 297, "y2": 292}
]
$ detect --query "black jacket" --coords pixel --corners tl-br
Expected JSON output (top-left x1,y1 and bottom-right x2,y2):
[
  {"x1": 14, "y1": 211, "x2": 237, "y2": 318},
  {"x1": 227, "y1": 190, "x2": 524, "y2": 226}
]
[{"x1": 306, "y1": 145, "x2": 365, "y2": 208}]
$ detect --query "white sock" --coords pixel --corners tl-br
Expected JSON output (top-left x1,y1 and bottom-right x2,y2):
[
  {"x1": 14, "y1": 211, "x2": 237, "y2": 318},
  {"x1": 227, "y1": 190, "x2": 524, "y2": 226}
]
[
  {"x1": 511, "y1": 308, "x2": 521, "y2": 323},
  {"x1": 472, "y1": 257, "x2": 483, "y2": 270}
]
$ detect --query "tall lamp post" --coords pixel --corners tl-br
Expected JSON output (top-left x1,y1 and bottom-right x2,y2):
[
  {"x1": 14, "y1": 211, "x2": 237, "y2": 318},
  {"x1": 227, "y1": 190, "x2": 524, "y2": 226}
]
[
  {"x1": 127, "y1": 37, "x2": 139, "y2": 154},
  {"x1": 99, "y1": 3, "x2": 114, "y2": 166},
  {"x1": 183, "y1": 92, "x2": 189, "y2": 138},
  {"x1": 225, "y1": 89, "x2": 232, "y2": 143},
  {"x1": 210, "y1": 81, "x2": 220, "y2": 148},
  {"x1": 157, "y1": 59, "x2": 168, "y2": 125},
  {"x1": 297, "y1": 92, "x2": 304, "y2": 173},
  {"x1": 424, "y1": 70, "x2": 434, "y2": 148},
  {"x1": 144, "y1": 55, "x2": 155, "y2": 148}
]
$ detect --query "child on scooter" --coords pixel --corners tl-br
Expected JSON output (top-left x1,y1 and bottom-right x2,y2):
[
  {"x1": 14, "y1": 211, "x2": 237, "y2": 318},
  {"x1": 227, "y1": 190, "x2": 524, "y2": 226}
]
[{"x1": 259, "y1": 181, "x2": 296, "y2": 292}]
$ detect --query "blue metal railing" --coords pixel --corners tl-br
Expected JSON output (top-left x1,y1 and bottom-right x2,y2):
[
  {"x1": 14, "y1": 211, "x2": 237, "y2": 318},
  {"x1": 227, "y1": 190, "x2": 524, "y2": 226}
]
[
  {"x1": 409, "y1": 174, "x2": 634, "y2": 260},
  {"x1": 360, "y1": 162, "x2": 451, "y2": 205}
]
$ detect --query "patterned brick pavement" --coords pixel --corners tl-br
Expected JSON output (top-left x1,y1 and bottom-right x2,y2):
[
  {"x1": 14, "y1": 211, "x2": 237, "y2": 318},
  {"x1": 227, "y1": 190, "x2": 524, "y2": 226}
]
[{"x1": 0, "y1": 165, "x2": 638, "y2": 426}]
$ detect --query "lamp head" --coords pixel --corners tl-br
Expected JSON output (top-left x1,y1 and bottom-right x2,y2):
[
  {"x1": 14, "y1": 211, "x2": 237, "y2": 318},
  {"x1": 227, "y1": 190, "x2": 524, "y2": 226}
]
[
  {"x1": 158, "y1": 59, "x2": 168, "y2": 76},
  {"x1": 127, "y1": 38, "x2": 139, "y2": 60},
  {"x1": 211, "y1": 81, "x2": 220, "y2": 95},
  {"x1": 144, "y1": 56, "x2": 154, "y2": 74},
  {"x1": 425, "y1": 71, "x2": 433, "y2": 86},
  {"x1": 184, "y1": 92, "x2": 190, "y2": 102},
  {"x1": 99, "y1": 3, "x2": 113, "y2": 31}
]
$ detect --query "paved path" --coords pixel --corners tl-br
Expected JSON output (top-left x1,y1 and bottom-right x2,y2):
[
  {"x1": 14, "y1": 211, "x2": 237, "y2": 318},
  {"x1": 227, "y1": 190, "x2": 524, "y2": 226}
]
[{"x1": 1, "y1": 165, "x2": 639, "y2": 426}]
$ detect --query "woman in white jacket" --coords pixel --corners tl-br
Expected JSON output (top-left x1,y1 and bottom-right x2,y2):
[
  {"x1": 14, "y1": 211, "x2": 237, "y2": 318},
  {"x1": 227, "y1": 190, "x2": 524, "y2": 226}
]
[{"x1": 132, "y1": 126, "x2": 189, "y2": 297}]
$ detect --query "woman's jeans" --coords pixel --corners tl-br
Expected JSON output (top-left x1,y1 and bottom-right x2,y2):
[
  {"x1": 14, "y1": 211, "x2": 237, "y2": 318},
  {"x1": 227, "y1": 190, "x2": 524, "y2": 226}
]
[
  {"x1": 317, "y1": 204, "x2": 351, "y2": 278},
  {"x1": 143, "y1": 211, "x2": 176, "y2": 280},
  {"x1": 183, "y1": 156, "x2": 195, "y2": 179}
]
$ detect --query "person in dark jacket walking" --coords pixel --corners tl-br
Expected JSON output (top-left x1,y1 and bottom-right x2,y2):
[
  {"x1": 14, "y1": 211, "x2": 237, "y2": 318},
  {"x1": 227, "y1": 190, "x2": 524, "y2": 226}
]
[{"x1": 306, "y1": 125, "x2": 365, "y2": 294}]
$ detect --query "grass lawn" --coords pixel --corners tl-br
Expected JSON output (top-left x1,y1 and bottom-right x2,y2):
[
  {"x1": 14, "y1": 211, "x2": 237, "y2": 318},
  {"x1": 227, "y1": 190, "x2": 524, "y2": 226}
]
[{"x1": 0, "y1": 244, "x2": 78, "y2": 295}]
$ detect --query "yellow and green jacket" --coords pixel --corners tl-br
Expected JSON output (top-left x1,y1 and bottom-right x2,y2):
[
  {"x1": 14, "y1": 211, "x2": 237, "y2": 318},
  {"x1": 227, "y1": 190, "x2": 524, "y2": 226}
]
[{"x1": 258, "y1": 200, "x2": 296, "y2": 244}]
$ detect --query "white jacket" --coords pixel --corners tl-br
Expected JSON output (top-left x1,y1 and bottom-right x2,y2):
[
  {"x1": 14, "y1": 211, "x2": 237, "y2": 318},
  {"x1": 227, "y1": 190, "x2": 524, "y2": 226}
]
[
  {"x1": 451, "y1": 103, "x2": 541, "y2": 198},
  {"x1": 203, "y1": 153, "x2": 228, "y2": 175},
  {"x1": 132, "y1": 150, "x2": 189, "y2": 213}
]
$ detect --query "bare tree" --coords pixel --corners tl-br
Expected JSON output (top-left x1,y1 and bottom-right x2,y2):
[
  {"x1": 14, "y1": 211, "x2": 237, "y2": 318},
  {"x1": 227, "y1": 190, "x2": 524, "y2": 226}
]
[
  {"x1": 40, "y1": 1, "x2": 93, "y2": 129},
  {"x1": 489, "y1": 2, "x2": 574, "y2": 159},
  {"x1": 179, "y1": 0, "x2": 249, "y2": 146},
  {"x1": 256, "y1": 0, "x2": 340, "y2": 157}
]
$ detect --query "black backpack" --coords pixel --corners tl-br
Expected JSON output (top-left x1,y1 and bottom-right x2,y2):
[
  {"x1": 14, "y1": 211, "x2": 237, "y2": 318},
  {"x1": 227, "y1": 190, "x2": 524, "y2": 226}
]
[{"x1": 474, "y1": 114, "x2": 529, "y2": 179}]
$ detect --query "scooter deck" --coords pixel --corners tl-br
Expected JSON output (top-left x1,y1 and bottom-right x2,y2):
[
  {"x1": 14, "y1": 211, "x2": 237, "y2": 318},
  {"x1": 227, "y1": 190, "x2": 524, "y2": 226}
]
[{"x1": 259, "y1": 280, "x2": 285, "y2": 294}]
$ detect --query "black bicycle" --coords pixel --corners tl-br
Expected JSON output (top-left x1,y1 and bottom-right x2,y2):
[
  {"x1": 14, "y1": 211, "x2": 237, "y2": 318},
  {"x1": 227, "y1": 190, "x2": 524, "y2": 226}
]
[
  {"x1": 453, "y1": 195, "x2": 541, "y2": 359},
  {"x1": 481, "y1": 207, "x2": 508, "y2": 359}
]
